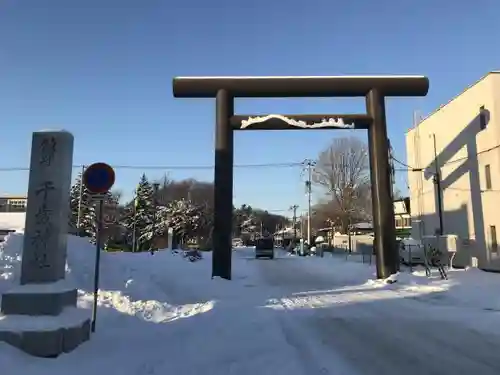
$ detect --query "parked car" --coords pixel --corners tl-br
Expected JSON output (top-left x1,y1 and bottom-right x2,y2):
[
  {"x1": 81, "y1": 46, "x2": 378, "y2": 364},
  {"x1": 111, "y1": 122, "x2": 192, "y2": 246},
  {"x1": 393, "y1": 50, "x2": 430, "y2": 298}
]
[
  {"x1": 399, "y1": 238, "x2": 426, "y2": 265},
  {"x1": 255, "y1": 237, "x2": 274, "y2": 259}
]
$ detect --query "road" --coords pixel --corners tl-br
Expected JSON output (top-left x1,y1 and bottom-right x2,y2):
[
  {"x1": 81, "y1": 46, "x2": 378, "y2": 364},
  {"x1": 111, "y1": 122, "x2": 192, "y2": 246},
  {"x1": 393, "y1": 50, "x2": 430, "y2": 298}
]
[{"x1": 248, "y1": 248, "x2": 500, "y2": 375}]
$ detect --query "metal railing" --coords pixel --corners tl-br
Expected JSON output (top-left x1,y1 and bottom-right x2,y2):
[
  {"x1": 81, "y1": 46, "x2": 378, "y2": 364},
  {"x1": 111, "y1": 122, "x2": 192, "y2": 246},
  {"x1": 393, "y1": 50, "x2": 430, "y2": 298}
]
[{"x1": 320, "y1": 243, "x2": 448, "y2": 279}]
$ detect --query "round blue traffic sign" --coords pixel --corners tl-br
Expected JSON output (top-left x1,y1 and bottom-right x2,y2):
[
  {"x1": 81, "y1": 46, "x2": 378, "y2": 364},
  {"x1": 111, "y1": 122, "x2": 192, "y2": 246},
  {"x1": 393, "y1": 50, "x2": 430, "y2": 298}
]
[{"x1": 83, "y1": 163, "x2": 115, "y2": 194}]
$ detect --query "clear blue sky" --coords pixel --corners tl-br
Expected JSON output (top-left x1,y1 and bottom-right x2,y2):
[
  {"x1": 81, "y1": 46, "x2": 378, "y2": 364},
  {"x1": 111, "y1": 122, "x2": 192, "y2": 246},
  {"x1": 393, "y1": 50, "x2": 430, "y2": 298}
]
[{"x1": 1, "y1": 0, "x2": 499, "y2": 216}]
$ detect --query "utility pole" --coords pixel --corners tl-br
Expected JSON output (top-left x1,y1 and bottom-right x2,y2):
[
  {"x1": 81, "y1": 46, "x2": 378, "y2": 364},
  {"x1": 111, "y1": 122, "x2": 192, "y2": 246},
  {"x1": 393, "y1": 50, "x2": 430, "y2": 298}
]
[
  {"x1": 290, "y1": 204, "x2": 299, "y2": 242},
  {"x1": 275, "y1": 223, "x2": 279, "y2": 245},
  {"x1": 150, "y1": 183, "x2": 160, "y2": 254},
  {"x1": 410, "y1": 134, "x2": 444, "y2": 237},
  {"x1": 300, "y1": 214, "x2": 304, "y2": 237},
  {"x1": 431, "y1": 134, "x2": 444, "y2": 235},
  {"x1": 77, "y1": 165, "x2": 85, "y2": 232},
  {"x1": 303, "y1": 159, "x2": 316, "y2": 245},
  {"x1": 132, "y1": 187, "x2": 138, "y2": 252}
]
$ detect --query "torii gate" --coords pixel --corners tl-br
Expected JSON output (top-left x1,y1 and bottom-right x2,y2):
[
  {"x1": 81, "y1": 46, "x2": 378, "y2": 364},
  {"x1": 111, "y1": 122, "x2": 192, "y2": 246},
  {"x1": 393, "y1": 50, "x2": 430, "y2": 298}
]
[{"x1": 172, "y1": 75, "x2": 429, "y2": 280}]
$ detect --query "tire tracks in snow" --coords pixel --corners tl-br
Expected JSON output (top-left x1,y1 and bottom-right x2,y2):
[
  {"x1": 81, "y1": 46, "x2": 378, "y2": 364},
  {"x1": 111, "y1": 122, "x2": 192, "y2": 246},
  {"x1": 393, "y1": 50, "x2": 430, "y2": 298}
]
[
  {"x1": 273, "y1": 295, "x2": 356, "y2": 375},
  {"x1": 274, "y1": 286, "x2": 500, "y2": 374}
]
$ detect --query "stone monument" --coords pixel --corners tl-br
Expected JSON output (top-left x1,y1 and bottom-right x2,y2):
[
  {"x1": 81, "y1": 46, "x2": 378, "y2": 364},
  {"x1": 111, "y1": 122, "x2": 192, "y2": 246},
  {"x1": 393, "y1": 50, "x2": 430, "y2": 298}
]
[{"x1": 0, "y1": 130, "x2": 90, "y2": 357}]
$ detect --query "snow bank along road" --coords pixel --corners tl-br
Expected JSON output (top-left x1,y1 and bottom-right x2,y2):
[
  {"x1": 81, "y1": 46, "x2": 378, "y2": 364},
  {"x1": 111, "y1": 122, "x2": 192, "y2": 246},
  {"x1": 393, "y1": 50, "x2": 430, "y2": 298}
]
[{"x1": 2, "y1": 236, "x2": 500, "y2": 375}]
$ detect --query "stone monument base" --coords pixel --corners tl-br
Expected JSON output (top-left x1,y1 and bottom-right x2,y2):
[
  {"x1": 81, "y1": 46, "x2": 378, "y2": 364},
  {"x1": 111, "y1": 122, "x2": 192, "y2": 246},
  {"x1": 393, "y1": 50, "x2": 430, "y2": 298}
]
[
  {"x1": 0, "y1": 306, "x2": 91, "y2": 357},
  {"x1": 0, "y1": 281, "x2": 90, "y2": 357},
  {"x1": 1, "y1": 280, "x2": 78, "y2": 316}
]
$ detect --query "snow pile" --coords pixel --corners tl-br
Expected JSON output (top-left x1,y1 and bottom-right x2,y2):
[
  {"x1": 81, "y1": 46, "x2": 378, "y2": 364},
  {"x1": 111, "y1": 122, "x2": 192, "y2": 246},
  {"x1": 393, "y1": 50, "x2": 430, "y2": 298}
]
[
  {"x1": 0, "y1": 244, "x2": 311, "y2": 375},
  {"x1": 0, "y1": 233, "x2": 215, "y2": 326},
  {"x1": 0, "y1": 232, "x2": 23, "y2": 293},
  {"x1": 370, "y1": 266, "x2": 500, "y2": 311},
  {"x1": 322, "y1": 255, "x2": 500, "y2": 312},
  {"x1": 364, "y1": 270, "x2": 435, "y2": 288}
]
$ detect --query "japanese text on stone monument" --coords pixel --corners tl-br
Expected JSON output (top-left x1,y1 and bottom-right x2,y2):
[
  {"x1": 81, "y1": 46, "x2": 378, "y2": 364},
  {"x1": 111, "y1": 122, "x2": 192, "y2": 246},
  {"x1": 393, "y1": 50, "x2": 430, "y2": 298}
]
[
  {"x1": 39, "y1": 136, "x2": 57, "y2": 167},
  {"x1": 30, "y1": 136, "x2": 58, "y2": 269}
]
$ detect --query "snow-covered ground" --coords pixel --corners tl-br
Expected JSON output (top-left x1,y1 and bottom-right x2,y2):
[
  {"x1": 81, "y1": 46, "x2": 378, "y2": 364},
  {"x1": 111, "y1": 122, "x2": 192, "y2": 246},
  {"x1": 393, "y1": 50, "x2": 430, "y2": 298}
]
[
  {"x1": 0, "y1": 213, "x2": 26, "y2": 231},
  {"x1": 1, "y1": 234, "x2": 500, "y2": 374}
]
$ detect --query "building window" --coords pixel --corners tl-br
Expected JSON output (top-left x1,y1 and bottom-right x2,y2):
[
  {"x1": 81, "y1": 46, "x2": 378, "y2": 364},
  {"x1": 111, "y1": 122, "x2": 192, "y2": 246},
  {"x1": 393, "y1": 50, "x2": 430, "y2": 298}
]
[
  {"x1": 480, "y1": 105, "x2": 487, "y2": 130},
  {"x1": 490, "y1": 225, "x2": 498, "y2": 254},
  {"x1": 7, "y1": 199, "x2": 27, "y2": 212},
  {"x1": 485, "y1": 164, "x2": 492, "y2": 190}
]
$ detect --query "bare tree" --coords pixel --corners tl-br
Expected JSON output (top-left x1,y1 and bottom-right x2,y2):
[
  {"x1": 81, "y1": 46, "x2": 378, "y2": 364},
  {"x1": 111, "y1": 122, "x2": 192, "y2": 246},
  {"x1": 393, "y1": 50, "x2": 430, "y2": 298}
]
[
  {"x1": 155, "y1": 176, "x2": 214, "y2": 208},
  {"x1": 312, "y1": 136, "x2": 371, "y2": 232}
]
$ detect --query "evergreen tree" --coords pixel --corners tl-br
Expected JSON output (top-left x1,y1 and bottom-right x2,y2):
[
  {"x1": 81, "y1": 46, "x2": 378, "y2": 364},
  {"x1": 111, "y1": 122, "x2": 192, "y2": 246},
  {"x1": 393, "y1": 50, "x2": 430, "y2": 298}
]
[
  {"x1": 141, "y1": 199, "x2": 208, "y2": 246},
  {"x1": 69, "y1": 172, "x2": 93, "y2": 235},
  {"x1": 121, "y1": 174, "x2": 155, "y2": 250},
  {"x1": 69, "y1": 172, "x2": 118, "y2": 242}
]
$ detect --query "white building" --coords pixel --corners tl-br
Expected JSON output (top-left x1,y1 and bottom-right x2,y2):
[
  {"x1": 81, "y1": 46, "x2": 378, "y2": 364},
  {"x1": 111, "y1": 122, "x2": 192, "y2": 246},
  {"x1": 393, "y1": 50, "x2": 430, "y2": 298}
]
[
  {"x1": 406, "y1": 71, "x2": 500, "y2": 270},
  {"x1": 394, "y1": 198, "x2": 411, "y2": 237},
  {"x1": 0, "y1": 195, "x2": 27, "y2": 212}
]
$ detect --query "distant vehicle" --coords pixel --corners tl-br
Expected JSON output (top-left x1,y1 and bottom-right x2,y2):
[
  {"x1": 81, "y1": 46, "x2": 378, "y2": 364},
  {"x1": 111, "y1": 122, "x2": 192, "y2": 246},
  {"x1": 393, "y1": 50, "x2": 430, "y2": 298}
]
[{"x1": 255, "y1": 237, "x2": 274, "y2": 259}]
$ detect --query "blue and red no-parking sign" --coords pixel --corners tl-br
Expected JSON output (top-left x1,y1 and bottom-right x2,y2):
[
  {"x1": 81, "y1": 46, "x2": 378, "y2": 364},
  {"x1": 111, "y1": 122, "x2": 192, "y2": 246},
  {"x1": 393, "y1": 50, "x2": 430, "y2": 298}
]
[{"x1": 82, "y1": 162, "x2": 116, "y2": 194}]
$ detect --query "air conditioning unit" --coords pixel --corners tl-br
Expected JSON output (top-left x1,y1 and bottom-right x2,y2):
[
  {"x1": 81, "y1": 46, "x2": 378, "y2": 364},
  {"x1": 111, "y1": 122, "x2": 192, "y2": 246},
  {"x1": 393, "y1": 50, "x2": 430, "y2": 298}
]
[{"x1": 422, "y1": 234, "x2": 459, "y2": 253}]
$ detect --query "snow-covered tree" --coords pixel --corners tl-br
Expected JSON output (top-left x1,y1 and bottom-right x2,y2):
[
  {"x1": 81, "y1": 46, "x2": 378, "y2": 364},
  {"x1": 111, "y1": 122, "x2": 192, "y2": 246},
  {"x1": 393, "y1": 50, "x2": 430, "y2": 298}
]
[
  {"x1": 233, "y1": 204, "x2": 258, "y2": 236},
  {"x1": 140, "y1": 199, "x2": 211, "y2": 246},
  {"x1": 241, "y1": 216, "x2": 258, "y2": 233},
  {"x1": 121, "y1": 174, "x2": 155, "y2": 250},
  {"x1": 69, "y1": 172, "x2": 92, "y2": 235},
  {"x1": 69, "y1": 172, "x2": 119, "y2": 242}
]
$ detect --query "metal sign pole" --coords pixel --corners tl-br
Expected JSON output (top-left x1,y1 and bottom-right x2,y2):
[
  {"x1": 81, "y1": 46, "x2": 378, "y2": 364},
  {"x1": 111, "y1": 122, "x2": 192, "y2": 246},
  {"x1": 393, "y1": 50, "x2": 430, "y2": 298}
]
[
  {"x1": 82, "y1": 162, "x2": 116, "y2": 334},
  {"x1": 91, "y1": 197, "x2": 104, "y2": 333}
]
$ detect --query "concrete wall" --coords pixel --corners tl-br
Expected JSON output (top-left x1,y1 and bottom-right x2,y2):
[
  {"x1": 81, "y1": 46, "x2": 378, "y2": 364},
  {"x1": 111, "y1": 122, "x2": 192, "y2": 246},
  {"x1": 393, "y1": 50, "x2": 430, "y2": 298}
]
[
  {"x1": 406, "y1": 72, "x2": 500, "y2": 270},
  {"x1": 331, "y1": 234, "x2": 374, "y2": 254}
]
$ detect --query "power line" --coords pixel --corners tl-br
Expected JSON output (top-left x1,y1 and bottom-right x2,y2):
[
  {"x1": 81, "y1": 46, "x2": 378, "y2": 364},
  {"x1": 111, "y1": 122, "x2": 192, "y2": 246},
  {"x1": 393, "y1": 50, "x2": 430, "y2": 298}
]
[
  {"x1": 391, "y1": 142, "x2": 500, "y2": 171},
  {"x1": 249, "y1": 208, "x2": 291, "y2": 213},
  {"x1": 0, "y1": 159, "x2": 445, "y2": 173},
  {"x1": 0, "y1": 161, "x2": 303, "y2": 172},
  {"x1": 440, "y1": 143, "x2": 500, "y2": 166},
  {"x1": 391, "y1": 157, "x2": 414, "y2": 170},
  {"x1": 446, "y1": 186, "x2": 500, "y2": 193},
  {"x1": 4, "y1": 142, "x2": 496, "y2": 173}
]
